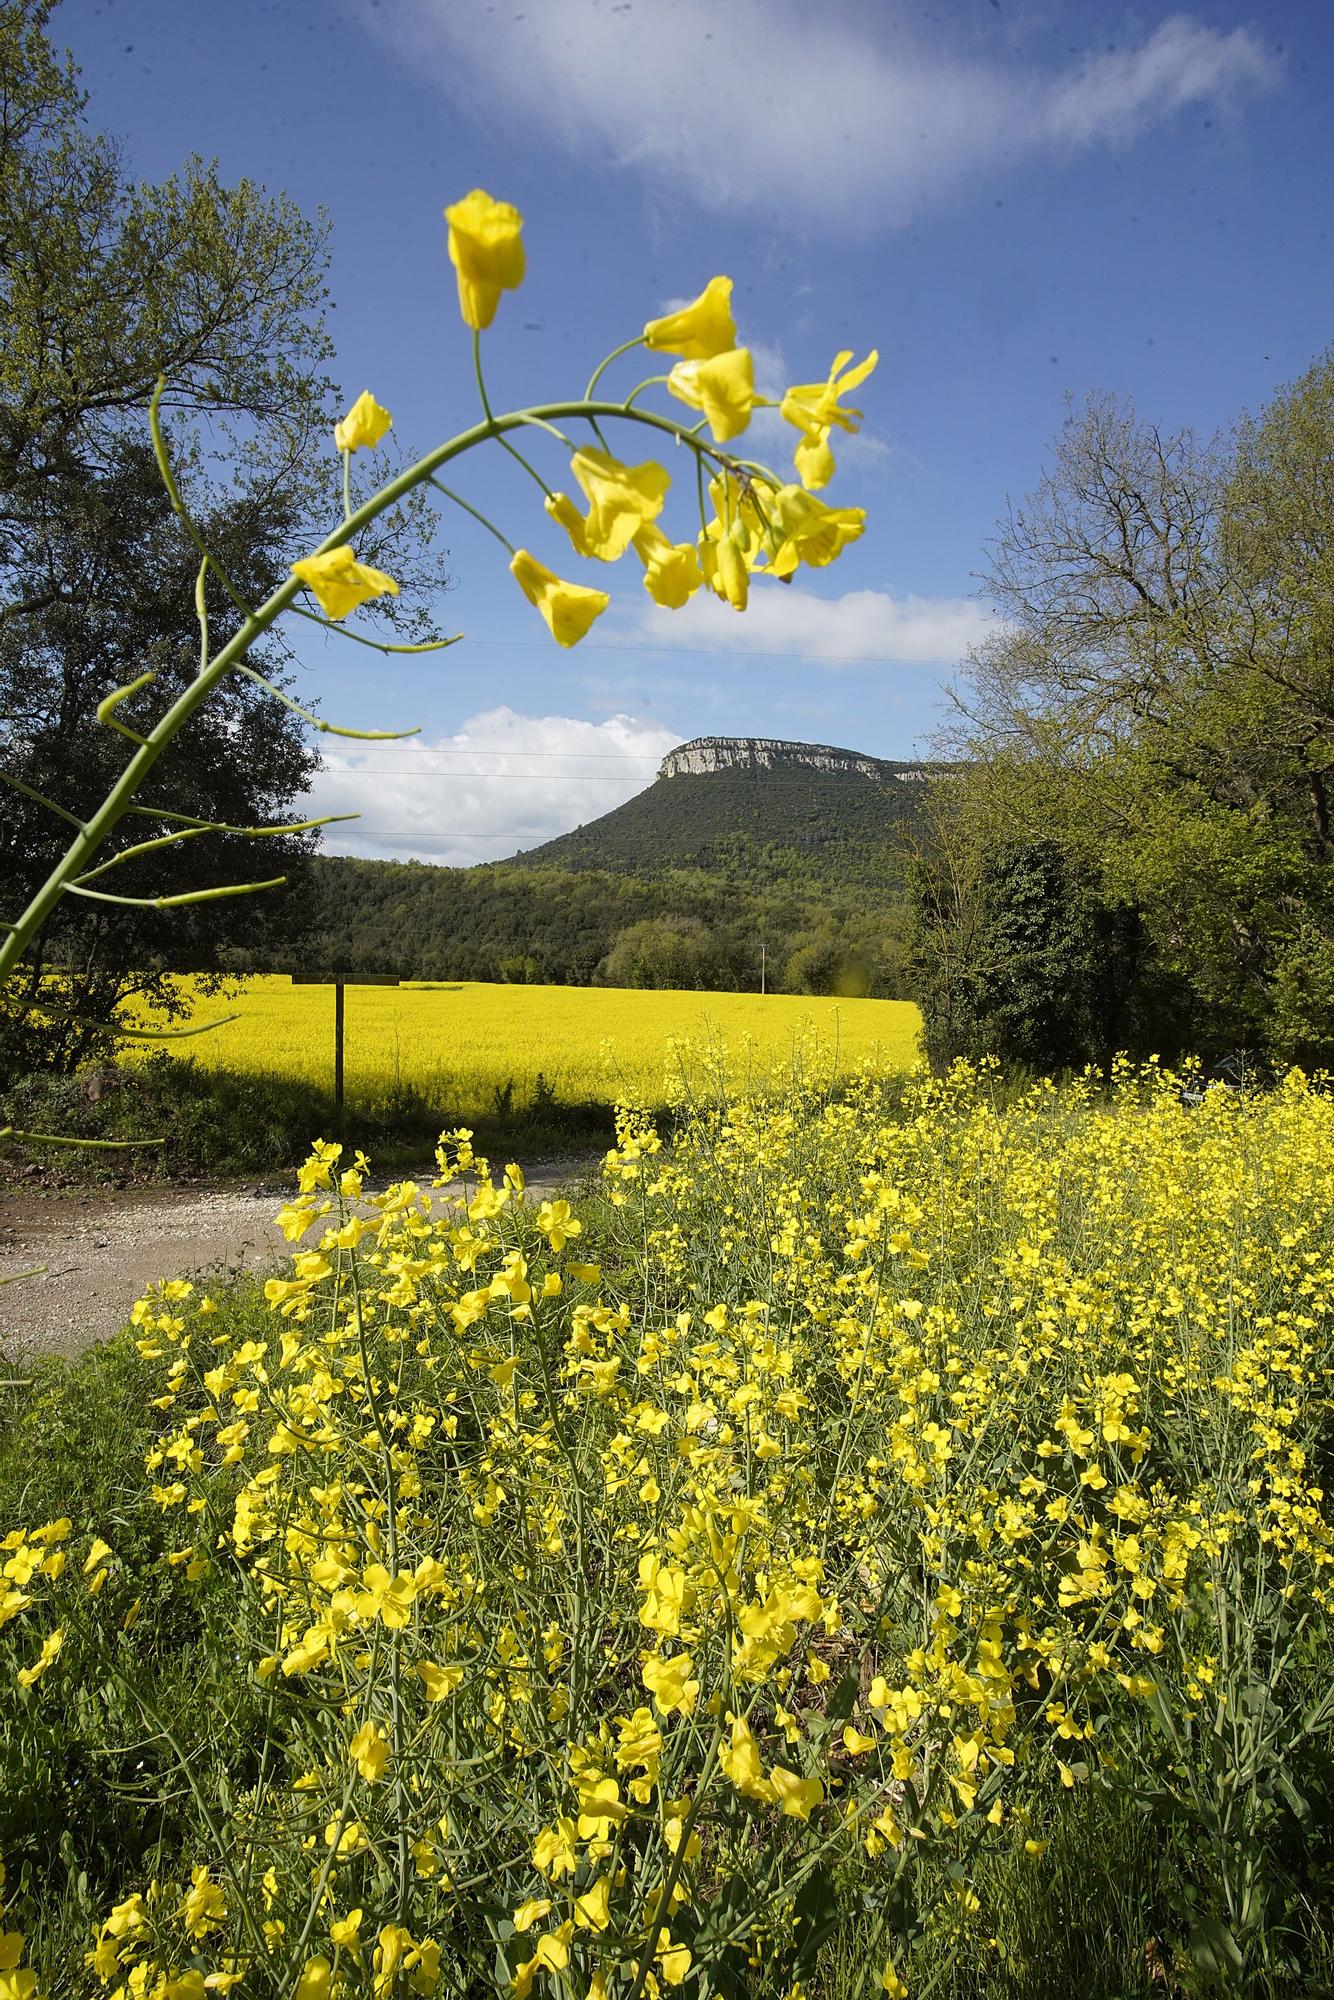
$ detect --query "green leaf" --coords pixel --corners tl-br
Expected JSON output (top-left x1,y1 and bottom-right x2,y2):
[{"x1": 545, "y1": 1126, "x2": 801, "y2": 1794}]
[{"x1": 1188, "y1": 1917, "x2": 1244, "y2": 1977}]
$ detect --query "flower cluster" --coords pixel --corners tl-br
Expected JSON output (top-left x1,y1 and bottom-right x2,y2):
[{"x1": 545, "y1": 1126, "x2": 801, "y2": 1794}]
[
  {"x1": 5, "y1": 1063, "x2": 1333, "y2": 1994},
  {"x1": 289, "y1": 191, "x2": 876, "y2": 648}
]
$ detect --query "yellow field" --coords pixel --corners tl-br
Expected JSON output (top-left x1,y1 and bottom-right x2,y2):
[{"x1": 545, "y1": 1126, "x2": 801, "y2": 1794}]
[{"x1": 142, "y1": 976, "x2": 922, "y2": 1116}]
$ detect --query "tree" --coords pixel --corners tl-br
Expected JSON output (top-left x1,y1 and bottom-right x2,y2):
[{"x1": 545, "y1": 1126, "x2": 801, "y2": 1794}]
[
  {"x1": 0, "y1": 438, "x2": 317, "y2": 1070},
  {"x1": 935, "y1": 356, "x2": 1334, "y2": 1069},
  {"x1": 0, "y1": 2, "x2": 442, "y2": 1071}
]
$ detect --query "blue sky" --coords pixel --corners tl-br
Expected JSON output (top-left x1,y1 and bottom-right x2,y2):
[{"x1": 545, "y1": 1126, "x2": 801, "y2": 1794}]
[{"x1": 66, "y1": 0, "x2": 1333, "y2": 863}]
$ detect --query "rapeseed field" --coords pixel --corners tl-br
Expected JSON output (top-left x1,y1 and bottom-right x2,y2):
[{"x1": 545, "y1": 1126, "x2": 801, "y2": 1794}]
[
  {"x1": 4, "y1": 1060, "x2": 1332, "y2": 1997},
  {"x1": 139, "y1": 976, "x2": 924, "y2": 1117}
]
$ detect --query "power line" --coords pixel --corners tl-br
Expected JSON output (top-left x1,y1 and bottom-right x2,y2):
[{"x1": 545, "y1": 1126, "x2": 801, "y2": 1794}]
[
  {"x1": 437, "y1": 637, "x2": 904, "y2": 663},
  {"x1": 317, "y1": 746, "x2": 664, "y2": 760},
  {"x1": 315, "y1": 768, "x2": 657, "y2": 780}
]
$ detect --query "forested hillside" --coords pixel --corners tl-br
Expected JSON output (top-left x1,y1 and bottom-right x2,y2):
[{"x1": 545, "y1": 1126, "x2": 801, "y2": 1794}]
[
  {"x1": 241, "y1": 743, "x2": 939, "y2": 994},
  {"x1": 523, "y1": 757, "x2": 934, "y2": 887}
]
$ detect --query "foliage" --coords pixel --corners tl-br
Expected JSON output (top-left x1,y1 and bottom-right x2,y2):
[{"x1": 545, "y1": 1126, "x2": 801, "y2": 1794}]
[
  {"x1": 922, "y1": 352, "x2": 1334, "y2": 1069},
  {"x1": 248, "y1": 850, "x2": 912, "y2": 1000},
  {"x1": 524, "y1": 763, "x2": 930, "y2": 888},
  {"x1": 3, "y1": 1064, "x2": 1334, "y2": 1997},
  {"x1": 0, "y1": 439, "x2": 319, "y2": 1074},
  {"x1": 909, "y1": 807, "x2": 1189, "y2": 1072},
  {"x1": 0, "y1": 1, "x2": 440, "y2": 1075}
]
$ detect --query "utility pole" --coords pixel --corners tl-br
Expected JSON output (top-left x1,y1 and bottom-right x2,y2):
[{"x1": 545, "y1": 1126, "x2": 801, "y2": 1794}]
[{"x1": 760, "y1": 940, "x2": 766, "y2": 996}]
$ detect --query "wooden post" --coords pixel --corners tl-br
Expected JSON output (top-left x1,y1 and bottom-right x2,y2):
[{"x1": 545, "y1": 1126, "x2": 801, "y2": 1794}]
[
  {"x1": 334, "y1": 979, "x2": 345, "y2": 1135},
  {"x1": 289, "y1": 973, "x2": 404, "y2": 1137}
]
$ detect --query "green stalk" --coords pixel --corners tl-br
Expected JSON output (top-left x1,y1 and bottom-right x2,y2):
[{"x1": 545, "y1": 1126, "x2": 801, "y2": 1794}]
[{"x1": 0, "y1": 392, "x2": 721, "y2": 990}]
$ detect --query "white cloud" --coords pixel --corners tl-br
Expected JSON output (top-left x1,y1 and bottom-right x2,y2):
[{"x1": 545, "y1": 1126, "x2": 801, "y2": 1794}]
[
  {"x1": 364, "y1": 2, "x2": 1278, "y2": 226},
  {"x1": 307, "y1": 706, "x2": 680, "y2": 866},
  {"x1": 619, "y1": 583, "x2": 997, "y2": 667},
  {"x1": 1044, "y1": 18, "x2": 1274, "y2": 146}
]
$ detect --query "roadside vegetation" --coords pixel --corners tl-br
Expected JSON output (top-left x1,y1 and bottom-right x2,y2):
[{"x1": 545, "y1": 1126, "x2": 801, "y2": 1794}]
[{"x1": 2, "y1": 1061, "x2": 1332, "y2": 1996}]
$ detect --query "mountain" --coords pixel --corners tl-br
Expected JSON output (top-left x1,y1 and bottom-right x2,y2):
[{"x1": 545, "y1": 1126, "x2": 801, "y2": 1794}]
[{"x1": 517, "y1": 735, "x2": 943, "y2": 888}]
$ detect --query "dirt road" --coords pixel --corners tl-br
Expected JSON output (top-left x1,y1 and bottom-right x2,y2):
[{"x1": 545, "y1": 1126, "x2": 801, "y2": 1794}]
[{"x1": 0, "y1": 1158, "x2": 597, "y2": 1361}]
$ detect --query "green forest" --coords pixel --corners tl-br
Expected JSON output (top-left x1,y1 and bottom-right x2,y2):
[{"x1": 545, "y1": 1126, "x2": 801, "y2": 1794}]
[{"x1": 236, "y1": 761, "x2": 930, "y2": 997}]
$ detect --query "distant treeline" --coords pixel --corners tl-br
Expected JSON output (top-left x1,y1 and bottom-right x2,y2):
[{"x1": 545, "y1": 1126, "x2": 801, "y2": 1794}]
[{"x1": 236, "y1": 855, "x2": 912, "y2": 998}]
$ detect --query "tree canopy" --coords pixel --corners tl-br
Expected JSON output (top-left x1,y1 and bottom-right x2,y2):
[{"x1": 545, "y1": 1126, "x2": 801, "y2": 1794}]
[
  {"x1": 0, "y1": 1, "x2": 445, "y2": 1071},
  {"x1": 913, "y1": 348, "x2": 1334, "y2": 1071}
]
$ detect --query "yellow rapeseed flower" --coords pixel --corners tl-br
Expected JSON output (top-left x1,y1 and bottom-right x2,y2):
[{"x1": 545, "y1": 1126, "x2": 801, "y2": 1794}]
[
  {"x1": 763, "y1": 485, "x2": 866, "y2": 577},
  {"x1": 781, "y1": 347, "x2": 878, "y2": 489},
  {"x1": 444, "y1": 188, "x2": 525, "y2": 330},
  {"x1": 509, "y1": 550, "x2": 610, "y2": 648},
  {"x1": 667, "y1": 348, "x2": 755, "y2": 442},
  {"x1": 349, "y1": 1719, "x2": 389, "y2": 1782},
  {"x1": 569, "y1": 448, "x2": 670, "y2": 561},
  {"x1": 415, "y1": 1661, "x2": 465, "y2": 1701},
  {"x1": 291, "y1": 548, "x2": 399, "y2": 622},
  {"x1": 632, "y1": 524, "x2": 703, "y2": 608},
  {"x1": 15, "y1": 1625, "x2": 62, "y2": 1688},
  {"x1": 333, "y1": 391, "x2": 392, "y2": 453},
  {"x1": 293, "y1": 1959, "x2": 333, "y2": 2000},
  {"x1": 643, "y1": 275, "x2": 736, "y2": 358}
]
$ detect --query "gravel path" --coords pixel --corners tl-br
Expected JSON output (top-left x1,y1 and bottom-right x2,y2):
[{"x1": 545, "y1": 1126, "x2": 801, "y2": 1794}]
[{"x1": 0, "y1": 1158, "x2": 597, "y2": 1361}]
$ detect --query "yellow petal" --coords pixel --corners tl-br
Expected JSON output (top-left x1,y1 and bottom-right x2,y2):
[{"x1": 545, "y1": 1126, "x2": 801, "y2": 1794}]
[
  {"x1": 509, "y1": 550, "x2": 610, "y2": 648},
  {"x1": 291, "y1": 547, "x2": 399, "y2": 622},
  {"x1": 444, "y1": 188, "x2": 525, "y2": 331},
  {"x1": 643, "y1": 275, "x2": 736, "y2": 359},
  {"x1": 545, "y1": 492, "x2": 593, "y2": 559},
  {"x1": 794, "y1": 428, "x2": 836, "y2": 491}
]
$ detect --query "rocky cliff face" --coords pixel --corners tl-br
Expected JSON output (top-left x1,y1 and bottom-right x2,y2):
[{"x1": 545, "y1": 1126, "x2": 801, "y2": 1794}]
[{"x1": 658, "y1": 736, "x2": 932, "y2": 783}]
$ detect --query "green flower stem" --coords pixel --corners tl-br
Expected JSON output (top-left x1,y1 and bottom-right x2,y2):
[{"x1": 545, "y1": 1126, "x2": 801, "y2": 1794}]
[
  {"x1": 621, "y1": 375, "x2": 670, "y2": 411},
  {"x1": 69, "y1": 1011, "x2": 242, "y2": 1040},
  {"x1": 235, "y1": 662, "x2": 422, "y2": 740},
  {"x1": 585, "y1": 334, "x2": 646, "y2": 402},
  {"x1": 153, "y1": 396, "x2": 256, "y2": 625},
  {"x1": 0, "y1": 770, "x2": 85, "y2": 829},
  {"x1": 288, "y1": 603, "x2": 463, "y2": 654},
  {"x1": 346, "y1": 1244, "x2": 413, "y2": 1928},
  {"x1": 65, "y1": 875, "x2": 287, "y2": 908},
  {"x1": 428, "y1": 477, "x2": 517, "y2": 556},
  {"x1": 74, "y1": 811, "x2": 354, "y2": 883},
  {"x1": 474, "y1": 328, "x2": 555, "y2": 496},
  {"x1": 0, "y1": 1125, "x2": 162, "y2": 1149},
  {"x1": 512, "y1": 412, "x2": 578, "y2": 450},
  {"x1": 0, "y1": 390, "x2": 739, "y2": 990},
  {"x1": 624, "y1": 1715, "x2": 725, "y2": 2000}
]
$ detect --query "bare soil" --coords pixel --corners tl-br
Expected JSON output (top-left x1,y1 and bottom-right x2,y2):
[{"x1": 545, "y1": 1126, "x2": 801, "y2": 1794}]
[{"x1": 0, "y1": 1157, "x2": 598, "y2": 1361}]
